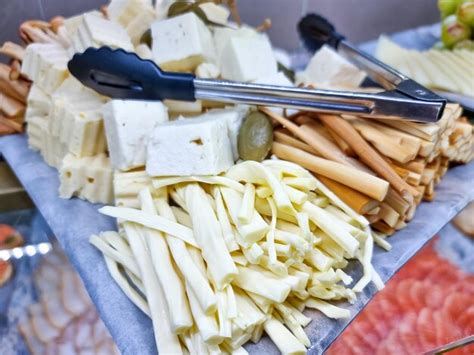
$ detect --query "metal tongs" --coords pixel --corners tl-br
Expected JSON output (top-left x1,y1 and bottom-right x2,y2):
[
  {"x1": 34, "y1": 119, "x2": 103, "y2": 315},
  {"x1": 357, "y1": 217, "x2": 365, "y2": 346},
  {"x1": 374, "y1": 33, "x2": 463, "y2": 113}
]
[{"x1": 68, "y1": 14, "x2": 446, "y2": 122}]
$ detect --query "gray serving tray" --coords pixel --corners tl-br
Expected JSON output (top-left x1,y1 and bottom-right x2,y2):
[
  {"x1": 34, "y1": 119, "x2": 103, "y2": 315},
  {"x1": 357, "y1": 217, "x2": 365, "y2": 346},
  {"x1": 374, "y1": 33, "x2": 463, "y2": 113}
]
[{"x1": 0, "y1": 134, "x2": 473, "y2": 354}]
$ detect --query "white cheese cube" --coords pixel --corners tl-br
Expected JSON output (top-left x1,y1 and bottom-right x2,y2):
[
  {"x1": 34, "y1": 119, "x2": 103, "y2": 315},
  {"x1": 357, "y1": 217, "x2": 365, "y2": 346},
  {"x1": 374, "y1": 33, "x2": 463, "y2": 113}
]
[
  {"x1": 213, "y1": 26, "x2": 258, "y2": 65},
  {"x1": 21, "y1": 43, "x2": 69, "y2": 94},
  {"x1": 59, "y1": 154, "x2": 114, "y2": 204},
  {"x1": 50, "y1": 77, "x2": 109, "y2": 157},
  {"x1": 126, "y1": 9, "x2": 156, "y2": 45},
  {"x1": 135, "y1": 44, "x2": 153, "y2": 60},
  {"x1": 63, "y1": 11, "x2": 104, "y2": 38},
  {"x1": 26, "y1": 115, "x2": 48, "y2": 152},
  {"x1": 151, "y1": 12, "x2": 216, "y2": 71},
  {"x1": 146, "y1": 115, "x2": 234, "y2": 176},
  {"x1": 220, "y1": 35, "x2": 278, "y2": 82},
  {"x1": 197, "y1": 106, "x2": 250, "y2": 161},
  {"x1": 297, "y1": 45, "x2": 366, "y2": 88},
  {"x1": 25, "y1": 85, "x2": 52, "y2": 119},
  {"x1": 199, "y1": 3, "x2": 230, "y2": 25},
  {"x1": 108, "y1": 0, "x2": 152, "y2": 27},
  {"x1": 103, "y1": 100, "x2": 169, "y2": 171},
  {"x1": 70, "y1": 13, "x2": 134, "y2": 55},
  {"x1": 42, "y1": 134, "x2": 68, "y2": 168}
]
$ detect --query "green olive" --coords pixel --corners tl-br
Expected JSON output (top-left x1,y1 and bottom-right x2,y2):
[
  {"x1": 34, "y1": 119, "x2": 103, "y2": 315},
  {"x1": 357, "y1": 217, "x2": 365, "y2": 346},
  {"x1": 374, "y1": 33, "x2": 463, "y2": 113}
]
[
  {"x1": 139, "y1": 29, "x2": 152, "y2": 47},
  {"x1": 238, "y1": 111, "x2": 274, "y2": 162}
]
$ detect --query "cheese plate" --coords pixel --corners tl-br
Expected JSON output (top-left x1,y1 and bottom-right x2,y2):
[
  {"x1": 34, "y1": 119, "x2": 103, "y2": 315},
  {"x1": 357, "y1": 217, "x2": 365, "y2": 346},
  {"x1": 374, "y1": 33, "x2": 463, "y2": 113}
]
[{"x1": 1, "y1": 133, "x2": 472, "y2": 354}]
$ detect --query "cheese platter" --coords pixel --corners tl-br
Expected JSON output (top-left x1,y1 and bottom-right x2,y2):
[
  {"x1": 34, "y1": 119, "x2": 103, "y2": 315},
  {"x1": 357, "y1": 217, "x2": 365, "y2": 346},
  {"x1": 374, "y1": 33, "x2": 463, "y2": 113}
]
[{"x1": 0, "y1": 0, "x2": 473, "y2": 354}]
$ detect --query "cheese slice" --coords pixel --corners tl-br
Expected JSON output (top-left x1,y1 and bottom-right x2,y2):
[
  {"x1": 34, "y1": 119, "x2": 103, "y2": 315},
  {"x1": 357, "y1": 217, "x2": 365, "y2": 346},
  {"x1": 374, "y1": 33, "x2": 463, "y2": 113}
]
[
  {"x1": 103, "y1": 100, "x2": 169, "y2": 171},
  {"x1": 146, "y1": 114, "x2": 234, "y2": 176},
  {"x1": 69, "y1": 13, "x2": 134, "y2": 55},
  {"x1": 151, "y1": 12, "x2": 216, "y2": 71},
  {"x1": 59, "y1": 153, "x2": 114, "y2": 204},
  {"x1": 220, "y1": 34, "x2": 278, "y2": 82},
  {"x1": 21, "y1": 43, "x2": 69, "y2": 94},
  {"x1": 297, "y1": 45, "x2": 366, "y2": 88}
]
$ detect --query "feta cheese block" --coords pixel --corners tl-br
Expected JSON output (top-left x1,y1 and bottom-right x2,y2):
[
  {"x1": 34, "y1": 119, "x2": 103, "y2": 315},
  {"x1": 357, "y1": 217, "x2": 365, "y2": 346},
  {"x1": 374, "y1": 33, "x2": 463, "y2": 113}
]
[
  {"x1": 26, "y1": 115, "x2": 48, "y2": 152},
  {"x1": 59, "y1": 153, "x2": 114, "y2": 204},
  {"x1": 146, "y1": 115, "x2": 234, "y2": 176},
  {"x1": 213, "y1": 25, "x2": 258, "y2": 65},
  {"x1": 297, "y1": 45, "x2": 366, "y2": 88},
  {"x1": 21, "y1": 43, "x2": 69, "y2": 94},
  {"x1": 151, "y1": 12, "x2": 216, "y2": 71},
  {"x1": 69, "y1": 13, "x2": 134, "y2": 55},
  {"x1": 25, "y1": 85, "x2": 52, "y2": 119},
  {"x1": 197, "y1": 106, "x2": 250, "y2": 161},
  {"x1": 50, "y1": 77, "x2": 109, "y2": 157},
  {"x1": 42, "y1": 134, "x2": 68, "y2": 169},
  {"x1": 107, "y1": 0, "x2": 153, "y2": 27},
  {"x1": 198, "y1": 3, "x2": 230, "y2": 25},
  {"x1": 103, "y1": 100, "x2": 169, "y2": 171},
  {"x1": 195, "y1": 62, "x2": 220, "y2": 79},
  {"x1": 126, "y1": 8, "x2": 156, "y2": 45},
  {"x1": 220, "y1": 35, "x2": 278, "y2": 82},
  {"x1": 164, "y1": 99, "x2": 203, "y2": 118}
]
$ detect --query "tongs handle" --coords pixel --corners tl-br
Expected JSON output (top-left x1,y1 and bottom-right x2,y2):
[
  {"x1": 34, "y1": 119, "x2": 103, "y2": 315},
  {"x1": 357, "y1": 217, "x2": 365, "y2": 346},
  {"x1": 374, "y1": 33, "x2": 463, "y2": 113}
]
[
  {"x1": 298, "y1": 14, "x2": 445, "y2": 103},
  {"x1": 68, "y1": 47, "x2": 196, "y2": 101}
]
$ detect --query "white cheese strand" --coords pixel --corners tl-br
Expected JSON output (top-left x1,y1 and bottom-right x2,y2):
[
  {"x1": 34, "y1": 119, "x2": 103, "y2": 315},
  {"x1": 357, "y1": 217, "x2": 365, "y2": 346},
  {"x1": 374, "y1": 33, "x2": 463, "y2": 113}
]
[
  {"x1": 233, "y1": 266, "x2": 291, "y2": 303},
  {"x1": 152, "y1": 176, "x2": 245, "y2": 193},
  {"x1": 263, "y1": 317, "x2": 306, "y2": 355},
  {"x1": 238, "y1": 183, "x2": 256, "y2": 223},
  {"x1": 139, "y1": 188, "x2": 193, "y2": 333},
  {"x1": 213, "y1": 187, "x2": 240, "y2": 252},
  {"x1": 99, "y1": 206, "x2": 198, "y2": 248},
  {"x1": 123, "y1": 223, "x2": 183, "y2": 354},
  {"x1": 266, "y1": 197, "x2": 278, "y2": 266},
  {"x1": 305, "y1": 298, "x2": 350, "y2": 319},
  {"x1": 303, "y1": 201, "x2": 359, "y2": 257},
  {"x1": 101, "y1": 254, "x2": 151, "y2": 317},
  {"x1": 90, "y1": 233, "x2": 140, "y2": 277},
  {"x1": 155, "y1": 196, "x2": 217, "y2": 314},
  {"x1": 184, "y1": 183, "x2": 238, "y2": 290}
]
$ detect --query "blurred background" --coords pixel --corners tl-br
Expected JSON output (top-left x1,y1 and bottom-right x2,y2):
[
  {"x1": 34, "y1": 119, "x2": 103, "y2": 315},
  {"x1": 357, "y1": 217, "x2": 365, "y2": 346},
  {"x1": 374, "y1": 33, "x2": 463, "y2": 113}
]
[{"x1": 1, "y1": 0, "x2": 440, "y2": 50}]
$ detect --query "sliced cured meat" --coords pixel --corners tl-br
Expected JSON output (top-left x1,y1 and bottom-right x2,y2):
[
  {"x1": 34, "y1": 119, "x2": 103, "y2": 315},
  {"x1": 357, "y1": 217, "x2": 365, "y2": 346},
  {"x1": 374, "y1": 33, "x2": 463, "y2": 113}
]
[
  {"x1": 416, "y1": 308, "x2": 437, "y2": 351},
  {"x1": 350, "y1": 317, "x2": 379, "y2": 351},
  {"x1": 29, "y1": 304, "x2": 61, "y2": 344},
  {"x1": 408, "y1": 280, "x2": 426, "y2": 310},
  {"x1": 398, "y1": 312, "x2": 421, "y2": 353},
  {"x1": 61, "y1": 271, "x2": 89, "y2": 316},
  {"x1": 424, "y1": 283, "x2": 445, "y2": 310},
  {"x1": 56, "y1": 342, "x2": 76, "y2": 355},
  {"x1": 396, "y1": 279, "x2": 419, "y2": 313},
  {"x1": 18, "y1": 320, "x2": 46, "y2": 355},
  {"x1": 42, "y1": 296, "x2": 74, "y2": 329}
]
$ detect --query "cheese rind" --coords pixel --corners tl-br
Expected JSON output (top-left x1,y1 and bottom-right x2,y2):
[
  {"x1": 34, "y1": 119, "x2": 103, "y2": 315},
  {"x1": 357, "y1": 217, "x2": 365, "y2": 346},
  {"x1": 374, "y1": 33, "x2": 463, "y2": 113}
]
[
  {"x1": 103, "y1": 100, "x2": 169, "y2": 171},
  {"x1": 59, "y1": 154, "x2": 114, "y2": 204},
  {"x1": 146, "y1": 115, "x2": 234, "y2": 176},
  {"x1": 151, "y1": 12, "x2": 216, "y2": 71},
  {"x1": 297, "y1": 45, "x2": 366, "y2": 88},
  {"x1": 220, "y1": 35, "x2": 278, "y2": 82},
  {"x1": 70, "y1": 13, "x2": 134, "y2": 55},
  {"x1": 21, "y1": 43, "x2": 69, "y2": 94}
]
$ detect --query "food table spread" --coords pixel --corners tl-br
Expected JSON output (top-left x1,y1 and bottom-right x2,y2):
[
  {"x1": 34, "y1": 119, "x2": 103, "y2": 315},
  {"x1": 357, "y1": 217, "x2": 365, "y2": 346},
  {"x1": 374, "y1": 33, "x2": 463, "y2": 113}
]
[
  {"x1": 0, "y1": 0, "x2": 473, "y2": 354},
  {"x1": 1, "y1": 134, "x2": 473, "y2": 354}
]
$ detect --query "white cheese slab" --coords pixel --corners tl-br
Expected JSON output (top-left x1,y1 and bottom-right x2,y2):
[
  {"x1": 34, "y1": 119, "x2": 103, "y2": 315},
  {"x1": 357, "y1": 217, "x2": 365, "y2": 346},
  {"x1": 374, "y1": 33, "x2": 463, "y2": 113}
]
[
  {"x1": 59, "y1": 153, "x2": 114, "y2": 204},
  {"x1": 70, "y1": 13, "x2": 134, "y2": 55},
  {"x1": 21, "y1": 43, "x2": 69, "y2": 94},
  {"x1": 25, "y1": 85, "x2": 52, "y2": 119},
  {"x1": 212, "y1": 25, "x2": 258, "y2": 66},
  {"x1": 220, "y1": 34, "x2": 278, "y2": 82},
  {"x1": 151, "y1": 12, "x2": 216, "y2": 71},
  {"x1": 297, "y1": 45, "x2": 366, "y2": 88},
  {"x1": 146, "y1": 115, "x2": 234, "y2": 176},
  {"x1": 103, "y1": 100, "x2": 169, "y2": 171}
]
